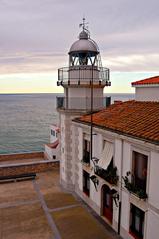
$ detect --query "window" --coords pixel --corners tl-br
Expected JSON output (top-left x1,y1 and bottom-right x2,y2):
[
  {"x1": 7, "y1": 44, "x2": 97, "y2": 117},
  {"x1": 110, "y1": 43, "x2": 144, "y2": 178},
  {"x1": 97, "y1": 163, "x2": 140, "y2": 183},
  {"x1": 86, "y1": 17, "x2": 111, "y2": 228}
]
[
  {"x1": 83, "y1": 139, "x2": 90, "y2": 164},
  {"x1": 83, "y1": 170, "x2": 90, "y2": 196},
  {"x1": 51, "y1": 130, "x2": 55, "y2": 136},
  {"x1": 53, "y1": 155, "x2": 56, "y2": 160},
  {"x1": 130, "y1": 204, "x2": 145, "y2": 239},
  {"x1": 132, "y1": 151, "x2": 148, "y2": 192}
]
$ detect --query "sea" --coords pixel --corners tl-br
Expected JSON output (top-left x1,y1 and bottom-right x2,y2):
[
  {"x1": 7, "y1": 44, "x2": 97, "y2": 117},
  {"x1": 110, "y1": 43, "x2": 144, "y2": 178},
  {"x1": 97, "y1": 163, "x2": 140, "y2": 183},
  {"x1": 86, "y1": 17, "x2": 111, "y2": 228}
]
[{"x1": 0, "y1": 93, "x2": 134, "y2": 154}]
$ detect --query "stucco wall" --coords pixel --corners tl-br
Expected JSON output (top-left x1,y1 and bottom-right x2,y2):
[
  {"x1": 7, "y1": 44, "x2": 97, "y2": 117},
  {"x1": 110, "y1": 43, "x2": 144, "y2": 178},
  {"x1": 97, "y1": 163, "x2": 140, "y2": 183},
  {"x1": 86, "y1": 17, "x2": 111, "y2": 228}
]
[
  {"x1": 149, "y1": 151, "x2": 159, "y2": 209},
  {"x1": 44, "y1": 145, "x2": 59, "y2": 161},
  {"x1": 78, "y1": 127, "x2": 83, "y2": 191},
  {"x1": 122, "y1": 141, "x2": 131, "y2": 177},
  {"x1": 114, "y1": 139, "x2": 122, "y2": 179},
  {"x1": 71, "y1": 124, "x2": 76, "y2": 185},
  {"x1": 121, "y1": 191, "x2": 130, "y2": 231},
  {"x1": 146, "y1": 210, "x2": 159, "y2": 239},
  {"x1": 67, "y1": 87, "x2": 103, "y2": 110},
  {"x1": 135, "y1": 87, "x2": 159, "y2": 101},
  {"x1": 60, "y1": 113, "x2": 66, "y2": 182}
]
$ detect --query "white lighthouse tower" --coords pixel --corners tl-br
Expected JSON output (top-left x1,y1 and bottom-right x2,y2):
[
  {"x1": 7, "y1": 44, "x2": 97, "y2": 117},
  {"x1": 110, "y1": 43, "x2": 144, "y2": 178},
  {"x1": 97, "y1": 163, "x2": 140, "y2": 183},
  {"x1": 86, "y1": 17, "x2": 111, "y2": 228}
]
[{"x1": 57, "y1": 19, "x2": 110, "y2": 190}]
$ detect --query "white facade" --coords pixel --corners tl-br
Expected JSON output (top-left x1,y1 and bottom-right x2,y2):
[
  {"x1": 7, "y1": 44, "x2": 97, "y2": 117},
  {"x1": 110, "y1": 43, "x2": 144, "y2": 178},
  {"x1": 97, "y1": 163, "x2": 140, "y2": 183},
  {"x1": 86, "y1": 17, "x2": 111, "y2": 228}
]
[
  {"x1": 64, "y1": 87, "x2": 103, "y2": 110},
  {"x1": 133, "y1": 85, "x2": 159, "y2": 102},
  {"x1": 71, "y1": 122, "x2": 159, "y2": 239},
  {"x1": 44, "y1": 125, "x2": 60, "y2": 161}
]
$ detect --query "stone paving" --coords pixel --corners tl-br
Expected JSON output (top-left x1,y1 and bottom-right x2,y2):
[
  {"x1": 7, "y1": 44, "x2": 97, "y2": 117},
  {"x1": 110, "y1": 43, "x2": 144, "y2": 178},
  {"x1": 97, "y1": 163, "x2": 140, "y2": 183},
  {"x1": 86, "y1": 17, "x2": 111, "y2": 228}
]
[{"x1": 0, "y1": 168, "x2": 121, "y2": 239}]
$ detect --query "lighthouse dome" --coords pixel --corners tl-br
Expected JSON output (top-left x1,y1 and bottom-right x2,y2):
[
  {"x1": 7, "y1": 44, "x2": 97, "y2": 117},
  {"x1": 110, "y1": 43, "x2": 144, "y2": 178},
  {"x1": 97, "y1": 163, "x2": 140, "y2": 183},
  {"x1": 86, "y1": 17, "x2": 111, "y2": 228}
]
[{"x1": 69, "y1": 30, "x2": 99, "y2": 55}]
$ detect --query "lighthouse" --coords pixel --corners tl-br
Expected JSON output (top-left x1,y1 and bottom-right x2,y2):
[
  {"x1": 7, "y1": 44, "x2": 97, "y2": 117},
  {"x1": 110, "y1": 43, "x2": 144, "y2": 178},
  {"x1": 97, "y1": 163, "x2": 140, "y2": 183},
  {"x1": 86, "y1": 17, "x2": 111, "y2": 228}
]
[{"x1": 57, "y1": 19, "x2": 110, "y2": 190}]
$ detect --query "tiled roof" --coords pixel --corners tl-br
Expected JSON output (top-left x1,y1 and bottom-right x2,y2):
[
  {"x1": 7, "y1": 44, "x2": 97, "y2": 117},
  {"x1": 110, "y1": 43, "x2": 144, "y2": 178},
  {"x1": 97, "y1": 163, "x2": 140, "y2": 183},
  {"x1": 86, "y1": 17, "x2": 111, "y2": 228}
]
[
  {"x1": 74, "y1": 101, "x2": 159, "y2": 145},
  {"x1": 132, "y1": 76, "x2": 159, "y2": 86}
]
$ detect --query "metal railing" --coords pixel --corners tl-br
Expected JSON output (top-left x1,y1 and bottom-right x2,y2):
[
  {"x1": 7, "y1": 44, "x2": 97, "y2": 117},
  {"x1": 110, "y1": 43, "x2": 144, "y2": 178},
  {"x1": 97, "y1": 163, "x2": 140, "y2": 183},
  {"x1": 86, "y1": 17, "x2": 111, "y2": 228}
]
[
  {"x1": 56, "y1": 96, "x2": 109, "y2": 110},
  {"x1": 57, "y1": 66, "x2": 110, "y2": 86},
  {"x1": 95, "y1": 165, "x2": 119, "y2": 186}
]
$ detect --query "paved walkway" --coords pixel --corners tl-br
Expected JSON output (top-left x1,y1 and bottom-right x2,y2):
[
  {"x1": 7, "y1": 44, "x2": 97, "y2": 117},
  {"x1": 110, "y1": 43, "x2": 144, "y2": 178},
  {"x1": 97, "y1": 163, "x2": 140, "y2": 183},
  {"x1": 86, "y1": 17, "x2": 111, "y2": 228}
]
[
  {"x1": 33, "y1": 180, "x2": 61, "y2": 239},
  {"x1": 0, "y1": 169, "x2": 121, "y2": 239}
]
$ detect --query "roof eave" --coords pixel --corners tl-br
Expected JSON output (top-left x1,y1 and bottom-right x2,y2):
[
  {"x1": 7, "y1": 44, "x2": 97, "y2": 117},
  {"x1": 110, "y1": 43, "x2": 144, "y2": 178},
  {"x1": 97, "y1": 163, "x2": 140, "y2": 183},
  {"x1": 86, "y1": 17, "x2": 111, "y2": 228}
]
[
  {"x1": 73, "y1": 119, "x2": 159, "y2": 146},
  {"x1": 132, "y1": 84, "x2": 159, "y2": 87}
]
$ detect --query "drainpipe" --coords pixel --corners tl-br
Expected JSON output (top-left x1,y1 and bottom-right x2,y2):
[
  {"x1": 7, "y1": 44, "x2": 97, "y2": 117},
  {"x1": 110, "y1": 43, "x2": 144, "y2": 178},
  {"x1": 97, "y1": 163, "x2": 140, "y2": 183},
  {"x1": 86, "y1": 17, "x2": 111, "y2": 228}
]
[
  {"x1": 90, "y1": 65, "x2": 94, "y2": 164},
  {"x1": 118, "y1": 138, "x2": 124, "y2": 235}
]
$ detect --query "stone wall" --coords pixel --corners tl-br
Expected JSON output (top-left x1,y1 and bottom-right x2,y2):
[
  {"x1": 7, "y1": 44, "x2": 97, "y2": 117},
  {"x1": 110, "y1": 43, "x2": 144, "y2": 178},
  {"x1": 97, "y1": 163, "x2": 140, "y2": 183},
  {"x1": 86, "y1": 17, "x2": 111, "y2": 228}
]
[
  {"x1": 0, "y1": 152, "x2": 44, "y2": 162},
  {"x1": 0, "y1": 161, "x2": 59, "y2": 177}
]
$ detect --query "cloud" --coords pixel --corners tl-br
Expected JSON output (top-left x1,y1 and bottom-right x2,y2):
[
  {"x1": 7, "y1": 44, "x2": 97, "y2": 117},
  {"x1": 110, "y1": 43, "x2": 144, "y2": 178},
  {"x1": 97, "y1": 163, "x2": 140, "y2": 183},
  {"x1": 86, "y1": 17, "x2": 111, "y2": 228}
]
[
  {"x1": 103, "y1": 54, "x2": 159, "y2": 72},
  {"x1": 0, "y1": 0, "x2": 158, "y2": 75},
  {"x1": 0, "y1": 52, "x2": 68, "y2": 74}
]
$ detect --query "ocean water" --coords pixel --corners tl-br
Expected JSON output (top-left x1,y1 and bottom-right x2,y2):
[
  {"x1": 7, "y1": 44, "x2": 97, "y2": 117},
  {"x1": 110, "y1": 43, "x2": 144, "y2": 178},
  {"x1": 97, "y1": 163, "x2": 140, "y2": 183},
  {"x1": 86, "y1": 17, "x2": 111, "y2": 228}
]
[
  {"x1": 0, "y1": 93, "x2": 134, "y2": 154},
  {"x1": 0, "y1": 94, "x2": 58, "y2": 154}
]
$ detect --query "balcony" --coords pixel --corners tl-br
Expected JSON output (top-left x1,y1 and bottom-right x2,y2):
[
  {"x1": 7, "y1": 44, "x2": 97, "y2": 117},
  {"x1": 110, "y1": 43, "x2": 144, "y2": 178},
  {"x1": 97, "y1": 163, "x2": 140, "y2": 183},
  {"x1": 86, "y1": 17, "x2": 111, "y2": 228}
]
[
  {"x1": 94, "y1": 165, "x2": 119, "y2": 186},
  {"x1": 57, "y1": 66, "x2": 110, "y2": 87},
  {"x1": 122, "y1": 172, "x2": 147, "y2": 200},
  {"x1": 56, "y1": 96, "x2": 109, "y2": 110}
]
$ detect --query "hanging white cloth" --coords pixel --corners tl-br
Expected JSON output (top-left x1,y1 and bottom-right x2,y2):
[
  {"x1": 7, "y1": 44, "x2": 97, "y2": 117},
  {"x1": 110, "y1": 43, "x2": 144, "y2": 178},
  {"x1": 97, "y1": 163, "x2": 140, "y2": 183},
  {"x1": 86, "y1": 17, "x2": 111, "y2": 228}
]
[{"x1": 98, "y1": 141, "x2": 113, "y2": 169}]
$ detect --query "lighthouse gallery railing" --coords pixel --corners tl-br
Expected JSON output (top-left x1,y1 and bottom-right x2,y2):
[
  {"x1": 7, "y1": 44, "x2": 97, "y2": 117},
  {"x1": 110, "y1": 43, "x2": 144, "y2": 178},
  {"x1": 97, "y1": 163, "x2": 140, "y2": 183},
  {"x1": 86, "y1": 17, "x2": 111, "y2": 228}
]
[{"x1": 57, "y1": 66, "x2": 110, "y2": 86}]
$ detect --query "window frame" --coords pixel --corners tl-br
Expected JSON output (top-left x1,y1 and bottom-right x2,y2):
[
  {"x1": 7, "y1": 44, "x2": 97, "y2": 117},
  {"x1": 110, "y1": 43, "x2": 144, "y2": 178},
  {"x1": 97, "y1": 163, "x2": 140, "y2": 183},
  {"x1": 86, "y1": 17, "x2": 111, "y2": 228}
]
[
  {"x1": 131, "y1": 149, "x2": 149, "y2": 192},
  {"x1": 131, "y1": 147, "x2": 150, "y2": 194},
  {"x1": 83, "y1": 170, "x2": 90, "y2": 197},
  {"x1": 83, "y1": 139, "x2": 90, "y2": 164},
  {"x1": 129, "y1": 204, "x2": 145, "y2": 239}
]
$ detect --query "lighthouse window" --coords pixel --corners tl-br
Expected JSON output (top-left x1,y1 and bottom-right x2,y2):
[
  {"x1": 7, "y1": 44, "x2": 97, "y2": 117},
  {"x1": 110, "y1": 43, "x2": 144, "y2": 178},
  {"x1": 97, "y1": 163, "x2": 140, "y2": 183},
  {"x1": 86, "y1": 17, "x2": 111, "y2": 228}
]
[{"x1": 79, "y1": 53, "x2": 88, "y2": 65}]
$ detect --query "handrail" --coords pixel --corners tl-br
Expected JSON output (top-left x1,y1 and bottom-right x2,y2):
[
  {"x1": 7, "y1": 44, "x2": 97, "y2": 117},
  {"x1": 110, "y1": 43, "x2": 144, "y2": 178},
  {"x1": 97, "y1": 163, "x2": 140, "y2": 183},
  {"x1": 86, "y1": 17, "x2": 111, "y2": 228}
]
[{"x1": 57, "y1": 66, "x2": 110, "y2": 85}]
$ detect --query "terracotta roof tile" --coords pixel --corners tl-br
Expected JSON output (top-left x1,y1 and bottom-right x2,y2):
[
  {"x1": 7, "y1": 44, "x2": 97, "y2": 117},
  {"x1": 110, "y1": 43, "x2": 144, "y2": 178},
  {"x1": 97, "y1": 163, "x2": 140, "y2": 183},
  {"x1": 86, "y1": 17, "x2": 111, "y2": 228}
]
[
  {"x1": 132, "y1": 76, "x2": 159, "y2": 86},
  {"x1": 74, "y1": 101, "x2": 159, "y2": 144}
]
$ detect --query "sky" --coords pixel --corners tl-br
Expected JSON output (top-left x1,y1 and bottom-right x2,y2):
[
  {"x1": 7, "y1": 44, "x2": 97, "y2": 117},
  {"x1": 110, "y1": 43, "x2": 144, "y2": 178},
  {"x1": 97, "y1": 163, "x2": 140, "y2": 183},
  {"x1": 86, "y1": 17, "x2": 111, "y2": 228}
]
[{"x1": 0, "y1": 0, "x2": 159, "y2": 93}]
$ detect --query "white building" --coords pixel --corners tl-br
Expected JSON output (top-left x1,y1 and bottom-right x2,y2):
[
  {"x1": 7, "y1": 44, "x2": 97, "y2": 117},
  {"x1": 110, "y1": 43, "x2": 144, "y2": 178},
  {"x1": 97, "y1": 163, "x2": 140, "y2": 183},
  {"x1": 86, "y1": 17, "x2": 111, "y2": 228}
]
[
  {"x1": 73, "y1": 98, "x2": 159, "y2": 239},
  {"x1": 44, "y1": 125, "x2": 60, "y2": 160},
  {"x1": 132, "y1": 76, "x2": 159, "y2": 101},
  {"x1": 57, "y1": 20, "x2": 159, "y2": 239}
]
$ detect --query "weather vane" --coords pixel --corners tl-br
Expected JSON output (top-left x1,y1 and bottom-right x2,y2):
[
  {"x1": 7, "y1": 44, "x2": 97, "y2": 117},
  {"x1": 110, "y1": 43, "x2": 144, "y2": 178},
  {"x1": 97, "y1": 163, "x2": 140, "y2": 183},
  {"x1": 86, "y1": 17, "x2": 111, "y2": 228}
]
[{"x1": 79, "y1": 17, "x2": 89, "y2": 31}]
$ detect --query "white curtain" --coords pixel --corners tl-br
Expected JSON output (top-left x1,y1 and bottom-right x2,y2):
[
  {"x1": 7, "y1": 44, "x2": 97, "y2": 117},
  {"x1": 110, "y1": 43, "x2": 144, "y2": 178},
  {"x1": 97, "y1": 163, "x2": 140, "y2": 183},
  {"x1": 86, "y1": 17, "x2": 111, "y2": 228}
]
[{"x1": 98, "y1": 141, "x2": 113, "y2": 169}]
